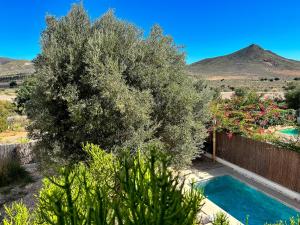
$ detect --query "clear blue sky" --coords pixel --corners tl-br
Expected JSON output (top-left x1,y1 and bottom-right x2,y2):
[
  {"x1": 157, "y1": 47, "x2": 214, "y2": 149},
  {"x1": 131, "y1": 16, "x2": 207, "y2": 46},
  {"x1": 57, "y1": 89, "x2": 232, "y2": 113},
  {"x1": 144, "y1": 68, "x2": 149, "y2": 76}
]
[{"x1": 1, "y1": 0, "x2": 300, "y2": 64}]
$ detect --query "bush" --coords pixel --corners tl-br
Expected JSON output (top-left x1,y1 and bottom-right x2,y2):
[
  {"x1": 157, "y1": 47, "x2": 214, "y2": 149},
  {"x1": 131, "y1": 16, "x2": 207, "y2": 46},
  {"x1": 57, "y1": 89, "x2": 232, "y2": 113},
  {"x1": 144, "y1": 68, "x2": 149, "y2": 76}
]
[
  {"x1": 9, "y1": 80, "x2": 17, "y2": 88},
  {"x1": 265, "y1": 216, "x2": 300, "y2": 225},
  {"x1": 285, "y1": 84, "x2": 300, "y2": 110},
  {"x1": 15, "y1": 76, "x2": 37, "y2": 114},
  {"x1": 0, "y1": 156, "x2": 31, "y2": 187},
  {"x1": 234, "y1": 88, "x2": 247, "y2": 97},
  {"x1": 2, "y1": 144, "x2": 204, "y2": 224},
  {"x1": 2, "y1": 202, "x2": 32, "y2": 225},
  {"x1": 274, "y1": 77, "x2": 280, "y2": 81},
  {"x1": 25, "y1": 5, "x2": 212, "y2": 166},
  {"x1": 0, "y1": 100, "x2": 14, "y2": 132},
  {"x1": 284, "y1": 82, "x2": 297, "y2": 91},
  {"x1": 212, "y1": 212, "x2": 230, "y2": 225},
  {"x1": 211, "y1": 91, "x2": 297, "y2": 137}
]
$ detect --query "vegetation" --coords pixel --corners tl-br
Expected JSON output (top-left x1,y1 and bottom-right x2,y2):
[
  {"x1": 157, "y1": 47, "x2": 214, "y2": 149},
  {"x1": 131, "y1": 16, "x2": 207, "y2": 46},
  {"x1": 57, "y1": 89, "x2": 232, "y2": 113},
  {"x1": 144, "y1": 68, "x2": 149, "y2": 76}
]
[
  {"x1": 0, "y1": 100, "x2": 14, "y2": 132},
  {"x1": 285, "y1": 83, "x2": 300, "y2": 110},
  {"x1": 0, "y1": 155, "x2": 31, "y2": 187},
  {"x1": 9, "y1": 80, "x2": 17, "y2": 88},
  {"x1": 210, "y1": 213, "x2": 299, "y2": 225},
  {"x1": 187, "y1": 44, "x2": 300, "y2": 88},
  {"x1": 211, "y1": 90, "x2": 296, "y2": 136},
  {"x1": 24, "y1": 5, "x2": 212, "y2": 166},
  {"x1": 265, "y1": 216, "x2": 300, "y2": 225},
  {"x1": 212, "y1": 212, "x2": 230, "y2": 225},
  {"x1": 210, "y1": 89, "x2": 300, "y2": 152},
  {"x1": 0, "y1": 99, "x2": 28, "y2": 143},
  {"x1": 15, "y1": 76, "x2": 37, "y2": 114},
  {"x1": 2, "y1": 144, "x2": 204, "y2": 224}
]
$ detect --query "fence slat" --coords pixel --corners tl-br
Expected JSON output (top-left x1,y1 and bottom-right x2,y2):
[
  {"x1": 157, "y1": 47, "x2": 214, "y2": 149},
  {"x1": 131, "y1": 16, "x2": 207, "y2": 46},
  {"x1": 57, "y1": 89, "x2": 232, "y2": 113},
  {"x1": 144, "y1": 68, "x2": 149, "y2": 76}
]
[{"x1": 215, "y1": 132, "x2": 300, "y2": 193}]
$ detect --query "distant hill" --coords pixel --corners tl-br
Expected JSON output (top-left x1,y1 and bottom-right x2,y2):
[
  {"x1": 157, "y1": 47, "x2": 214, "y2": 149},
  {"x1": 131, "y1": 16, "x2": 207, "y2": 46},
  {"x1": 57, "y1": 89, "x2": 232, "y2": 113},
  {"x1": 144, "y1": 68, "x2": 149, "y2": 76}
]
[
  {"x1": 187, "y1": 44, "x2": 300, "y2": 80},
  {"x1": 0, "y1": 57, "x2": 34, "y2": 76}
]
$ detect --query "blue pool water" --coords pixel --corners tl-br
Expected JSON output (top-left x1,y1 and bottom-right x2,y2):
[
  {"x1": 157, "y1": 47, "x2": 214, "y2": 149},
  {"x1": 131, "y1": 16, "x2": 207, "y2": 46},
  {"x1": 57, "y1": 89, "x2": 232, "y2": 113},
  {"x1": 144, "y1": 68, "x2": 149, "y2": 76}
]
[
  {"x1": 197, "y1": 175, "x2": 299, "y2": 225},
  {"x1": 279, "y1": 128, "x2": 299, "y2": 136}
]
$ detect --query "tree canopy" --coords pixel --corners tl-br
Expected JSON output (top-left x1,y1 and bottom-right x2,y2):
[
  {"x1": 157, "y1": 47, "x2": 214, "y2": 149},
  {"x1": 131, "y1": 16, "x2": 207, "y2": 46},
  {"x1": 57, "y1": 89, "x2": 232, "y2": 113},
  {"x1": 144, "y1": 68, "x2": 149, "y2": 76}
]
[{"x1": 25, "y1": 5, "x2": 212, "y2": 166}]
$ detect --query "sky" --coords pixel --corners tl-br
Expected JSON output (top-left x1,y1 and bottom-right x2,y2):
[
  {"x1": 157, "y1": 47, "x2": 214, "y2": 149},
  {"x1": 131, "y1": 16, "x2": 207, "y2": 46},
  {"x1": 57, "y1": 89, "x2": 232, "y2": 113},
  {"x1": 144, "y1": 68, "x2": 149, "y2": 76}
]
[{"x1": 1, "y1": 0, "x2": 300, "y2": 64}]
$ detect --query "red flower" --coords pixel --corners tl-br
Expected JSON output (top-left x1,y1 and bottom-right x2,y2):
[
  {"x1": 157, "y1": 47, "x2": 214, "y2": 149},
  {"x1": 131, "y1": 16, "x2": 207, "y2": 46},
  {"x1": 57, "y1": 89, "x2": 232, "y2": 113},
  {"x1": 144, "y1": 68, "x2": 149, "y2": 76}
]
[
  {"x1": 260, "y1": 120, "x2": 268, "y2": 127},
  {"x1": 260, "y1": 110, "x2": 266, "y2": 116},
  {"x1": 227, "y1": 132, "x2": 233, "y2": 140}
]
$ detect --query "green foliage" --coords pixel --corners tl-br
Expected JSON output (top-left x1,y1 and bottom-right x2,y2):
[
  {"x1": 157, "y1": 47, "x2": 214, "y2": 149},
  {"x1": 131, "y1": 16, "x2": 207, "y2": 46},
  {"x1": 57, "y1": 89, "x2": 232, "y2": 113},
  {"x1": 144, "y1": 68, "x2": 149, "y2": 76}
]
[
  {"x1": 2, "y1": 144, "x2": 204, "y2": 224},
  {"x1": 26, "y1": 5, "x2": 212, "y2": 166},
  {"x1": 15, "y1": 76, "x2": 37, "y2": 114},
  {"x1": 211, "y1": 90, "x2": 300, "y2": 152},
  {"x1": 0, "y1": 156, "x2": 31, "y2": 187},
  {"x1": 285, "y1": 84, "x2": 300, "y2": 110},
  {"x1": 2, "y1": 202, "x2": 34, "y2": 225},
  {"x1": 284, "y1": 82, "x2": 298, "y2": 91},
  {"x1": 212, "y1": 212, "x2": 230, "y2": 225},
  {"x1": 234, "y1": 88, "x2": 247, "y2": 97},
  {"x1": 0, "y1": 100, "x2": 14, "y2": 132},
  {"x1": 265, "y1": 216, "x2": 300, "y2": 225},
  {"x1": 211, "y1": 91, "x2": 296, "y2": 136}
]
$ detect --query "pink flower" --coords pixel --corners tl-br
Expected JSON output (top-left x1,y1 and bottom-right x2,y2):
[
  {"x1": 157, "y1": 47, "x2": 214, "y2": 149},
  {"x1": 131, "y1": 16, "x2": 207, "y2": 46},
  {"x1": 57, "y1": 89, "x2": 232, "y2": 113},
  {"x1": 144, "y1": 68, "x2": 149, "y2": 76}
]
[{"x1": 227, "y1": 132, "x2": 233, "y2": 140}]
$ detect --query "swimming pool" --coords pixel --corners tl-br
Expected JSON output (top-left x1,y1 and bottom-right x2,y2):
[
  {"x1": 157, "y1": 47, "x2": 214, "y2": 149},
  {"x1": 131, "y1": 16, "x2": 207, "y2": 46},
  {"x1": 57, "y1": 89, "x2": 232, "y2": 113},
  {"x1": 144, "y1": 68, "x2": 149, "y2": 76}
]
[
  {"x1": 197, "y1": 175, "x2": 299, "y2": 225},
  {"x1": 279, "y1": 128, "x2": 299, "y2": 136}
]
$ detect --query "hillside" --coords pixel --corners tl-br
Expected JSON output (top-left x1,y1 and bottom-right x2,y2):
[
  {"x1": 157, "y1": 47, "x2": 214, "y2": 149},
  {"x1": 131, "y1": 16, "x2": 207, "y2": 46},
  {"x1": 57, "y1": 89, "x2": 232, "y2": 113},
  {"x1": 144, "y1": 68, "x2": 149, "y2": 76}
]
[
  {"x1": 0, "y1": 57, "x2": 34, "y2": 76},
  {"x1": 187, "y1": 44, "x2": 300, "y2": 80}
]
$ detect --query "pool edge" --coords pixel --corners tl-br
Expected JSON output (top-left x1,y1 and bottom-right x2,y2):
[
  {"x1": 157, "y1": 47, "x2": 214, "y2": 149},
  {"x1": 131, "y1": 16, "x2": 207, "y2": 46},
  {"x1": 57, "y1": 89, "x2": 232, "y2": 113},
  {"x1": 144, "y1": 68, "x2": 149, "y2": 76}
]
[{"x1": 204, "y1": 153, "x2": 300, "y2": 206}]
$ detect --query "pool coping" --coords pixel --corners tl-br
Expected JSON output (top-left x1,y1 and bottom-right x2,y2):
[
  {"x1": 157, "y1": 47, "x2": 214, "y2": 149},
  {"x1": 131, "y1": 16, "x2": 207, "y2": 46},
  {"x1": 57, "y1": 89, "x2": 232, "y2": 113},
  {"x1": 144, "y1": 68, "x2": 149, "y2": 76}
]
[
  {"x1": 205, "y1": 153, "x2": 300, "y2": 204},
  {"x1": 179, "y1": 169, "x2": 244, "y2": 225},
  {"x1": 179, "y1": 156, "x2": 300, "y2": 225}
]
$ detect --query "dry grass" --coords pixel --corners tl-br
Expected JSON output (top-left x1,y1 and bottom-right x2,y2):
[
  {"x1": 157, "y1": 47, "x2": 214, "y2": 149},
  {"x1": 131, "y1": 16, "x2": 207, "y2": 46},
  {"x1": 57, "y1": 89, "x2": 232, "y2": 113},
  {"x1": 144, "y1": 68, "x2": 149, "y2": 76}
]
[
  {"x1": 0, "y1": 89, "x2": 17, "y2": 102},
  {"x1": 0, "y1": 131, "x2": 28, "y2": 144},
  {"x1": 0, "y1": 115, "x2": 29, "y2": 144}
]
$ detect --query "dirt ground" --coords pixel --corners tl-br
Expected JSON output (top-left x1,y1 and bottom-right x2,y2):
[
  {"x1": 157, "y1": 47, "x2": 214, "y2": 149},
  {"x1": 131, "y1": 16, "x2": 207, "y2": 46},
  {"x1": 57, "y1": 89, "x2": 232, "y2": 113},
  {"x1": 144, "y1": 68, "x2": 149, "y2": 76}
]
[
  {"x1": 0, "y1": 163, "x2": 43, "y2": 221},
  {"x1": 0, "y1": 131, "x2": 28, "y2": 144}
]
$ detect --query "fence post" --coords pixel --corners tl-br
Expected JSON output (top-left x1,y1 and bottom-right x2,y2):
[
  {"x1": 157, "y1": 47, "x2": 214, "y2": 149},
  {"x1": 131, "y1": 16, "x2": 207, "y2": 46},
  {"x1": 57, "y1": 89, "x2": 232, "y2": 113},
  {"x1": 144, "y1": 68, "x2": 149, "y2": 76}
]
[{"x1": 212, "y1": 118, "x2": 217, "y2": 162}]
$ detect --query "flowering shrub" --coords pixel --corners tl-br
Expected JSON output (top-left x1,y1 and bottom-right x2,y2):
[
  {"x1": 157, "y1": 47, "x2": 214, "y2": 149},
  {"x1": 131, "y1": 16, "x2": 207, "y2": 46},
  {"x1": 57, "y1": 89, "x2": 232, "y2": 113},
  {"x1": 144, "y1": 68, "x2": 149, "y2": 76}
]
[{"x1": 211, "y1": 91, "x2": 297, "y2": 137}]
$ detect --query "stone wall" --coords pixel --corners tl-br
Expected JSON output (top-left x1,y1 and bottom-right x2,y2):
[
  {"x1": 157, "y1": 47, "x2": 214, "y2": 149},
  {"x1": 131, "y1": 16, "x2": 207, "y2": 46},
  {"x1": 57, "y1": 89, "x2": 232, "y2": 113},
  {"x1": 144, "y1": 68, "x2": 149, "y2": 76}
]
[{"x1": 0, "y1": 141, "x2": 35, "y2": 165}]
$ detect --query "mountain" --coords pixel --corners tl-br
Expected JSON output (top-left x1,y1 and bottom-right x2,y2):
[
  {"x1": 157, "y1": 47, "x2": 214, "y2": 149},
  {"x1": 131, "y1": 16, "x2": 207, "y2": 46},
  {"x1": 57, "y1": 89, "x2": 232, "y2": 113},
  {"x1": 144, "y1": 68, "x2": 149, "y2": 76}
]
[
  {"x1": 187, "y1": 44, "x2": 300, "y2": 79},
  {"x1": 0, "y1": 57, "x2": 34, "y2": 76}
]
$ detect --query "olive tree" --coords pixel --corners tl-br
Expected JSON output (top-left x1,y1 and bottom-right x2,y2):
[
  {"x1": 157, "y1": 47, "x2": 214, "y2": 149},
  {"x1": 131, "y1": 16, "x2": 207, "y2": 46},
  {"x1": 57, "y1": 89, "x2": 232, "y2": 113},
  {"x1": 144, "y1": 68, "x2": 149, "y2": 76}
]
[{"x1": 26, "y1": 5, "x2": 212, "y2": 166}]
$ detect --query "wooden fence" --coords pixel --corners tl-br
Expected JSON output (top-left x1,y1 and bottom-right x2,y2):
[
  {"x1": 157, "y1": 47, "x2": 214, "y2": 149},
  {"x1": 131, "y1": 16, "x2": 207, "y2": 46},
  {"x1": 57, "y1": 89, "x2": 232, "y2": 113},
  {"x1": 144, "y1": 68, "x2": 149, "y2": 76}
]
[{"x1": 215, "y1": 132, "x2": 300, "y2": 193}]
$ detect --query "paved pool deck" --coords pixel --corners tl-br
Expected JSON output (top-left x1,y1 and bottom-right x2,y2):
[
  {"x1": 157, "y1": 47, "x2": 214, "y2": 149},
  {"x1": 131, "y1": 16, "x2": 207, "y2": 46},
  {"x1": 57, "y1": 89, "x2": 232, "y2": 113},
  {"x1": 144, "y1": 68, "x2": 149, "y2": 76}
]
[{"x1": 179, "y1": 157, "x2": 300, "y2": 225}]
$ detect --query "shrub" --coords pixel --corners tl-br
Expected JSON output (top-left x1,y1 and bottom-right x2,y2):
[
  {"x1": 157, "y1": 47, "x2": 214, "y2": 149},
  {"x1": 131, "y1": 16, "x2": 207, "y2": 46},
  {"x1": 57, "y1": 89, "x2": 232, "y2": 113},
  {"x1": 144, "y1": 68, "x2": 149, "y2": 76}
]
[
  {"x1": 212, "y1": 212, "x2": 230, "y2": 225},
  {"x1": 15, "y1": 76, "x2": 37, "y2": 114},
  {"x1": 0, "y1": 156, "x2": 31, "y2": 187},
  {"x1": 284, "y1": 82, "x2": 297, "y2": 91},
  {"x1": 2, "y1": 144, "x2": 204, "y2": 224},
  {"x1": 9, "y1": 80, "x2": 17, "y2": 88},
  {"x1": 2, "y1": 202, "x2": 33, "y2": 225},
  {"x1": 25, "y1": 5, "x2": 212, "y2": 166},
  {"x1": 234, "y1": 88, "x2": 247, "y2": 97},
  {"x1": 211, "y1": 91, "x2": 297, "y2": 137},
  {"x1": 274, "y1": 77, "x2": 280, "y2": 81},
  {"x1": 0, "y1": 100, "x2": 14, "y2": 132},
  {"x1": 285, "y1": 84, "x2": 300, "y2": 110},
  {"x1": 265, "y1": 216, "x2": 300, "y2": 225},
  {"x1": 229, "y1": 86, "x2": 235, "y2": 91}
]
